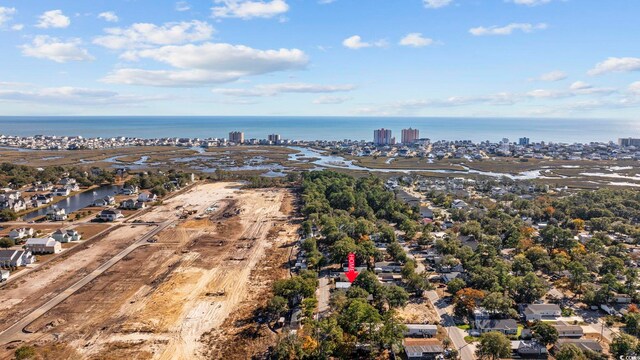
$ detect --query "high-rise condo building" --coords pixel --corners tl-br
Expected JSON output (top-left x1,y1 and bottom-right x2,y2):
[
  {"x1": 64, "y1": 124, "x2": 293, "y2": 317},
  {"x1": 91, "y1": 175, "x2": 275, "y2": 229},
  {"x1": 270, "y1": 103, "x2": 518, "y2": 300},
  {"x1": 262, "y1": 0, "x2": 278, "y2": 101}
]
[
  {"x1": 619, "y1": 138, "x2": 640, "y2": 147},
  {"x1": 401, "y1": 128, "x2": 420, "y2": 144},
  {"x1": 229, "y1": 131, "x2": 244, "y2": 144},
  {"x1": 519, "y1": 137, "x2": 530, "y2": 146},
  {"x1": 268, "y1": 134, "x2": 281, "y2": 143},
  {"x1": 373, "y1": 128, "x2": 394, "y2": 145}
]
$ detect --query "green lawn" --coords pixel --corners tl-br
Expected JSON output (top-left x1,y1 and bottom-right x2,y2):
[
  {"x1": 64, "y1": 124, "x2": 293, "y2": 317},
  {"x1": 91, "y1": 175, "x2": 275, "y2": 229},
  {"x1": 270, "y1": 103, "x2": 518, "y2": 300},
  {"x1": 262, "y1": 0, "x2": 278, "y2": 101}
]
[
  {"x1": 457, "y1": 324, "x2": 471, "y2": 330},
  {"x1": 464, "y1": 336, "x2": 479, "y2": 343}
]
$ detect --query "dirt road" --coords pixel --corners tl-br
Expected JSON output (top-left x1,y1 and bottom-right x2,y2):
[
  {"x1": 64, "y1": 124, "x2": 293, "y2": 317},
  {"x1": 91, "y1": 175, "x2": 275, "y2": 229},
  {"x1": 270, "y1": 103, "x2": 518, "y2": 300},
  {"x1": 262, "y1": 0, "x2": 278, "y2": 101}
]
[{"x1": 0, "y1": 182, "x2": 298, "y2": 360}]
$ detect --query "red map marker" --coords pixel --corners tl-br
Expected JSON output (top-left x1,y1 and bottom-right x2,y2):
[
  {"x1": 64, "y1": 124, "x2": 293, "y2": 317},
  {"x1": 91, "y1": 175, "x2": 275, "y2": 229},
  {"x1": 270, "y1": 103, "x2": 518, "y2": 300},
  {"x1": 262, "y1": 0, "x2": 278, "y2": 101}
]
[{"x1": 345, "y1": 252, "x2": 359, "y2": 283}]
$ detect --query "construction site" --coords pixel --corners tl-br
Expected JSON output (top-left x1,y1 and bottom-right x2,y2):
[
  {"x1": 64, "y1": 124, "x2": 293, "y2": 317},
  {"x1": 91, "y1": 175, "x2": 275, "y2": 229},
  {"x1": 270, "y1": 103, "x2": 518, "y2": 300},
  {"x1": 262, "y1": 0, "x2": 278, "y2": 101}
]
[{"x1": 0, "y1": 182, "x2": 300, "y2": 360}]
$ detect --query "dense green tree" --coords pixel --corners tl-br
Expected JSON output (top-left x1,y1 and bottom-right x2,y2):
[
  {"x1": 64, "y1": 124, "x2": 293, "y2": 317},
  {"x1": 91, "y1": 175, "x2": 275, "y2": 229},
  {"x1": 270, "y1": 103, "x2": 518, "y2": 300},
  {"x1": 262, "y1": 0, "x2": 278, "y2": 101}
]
[
  {"x1": 476, "y1": 332, "x2": 511, "y2": 360},
  {"x1": 610, "y1": 334, "x2": 638, "y2": 359},
  {"x1": 531, "y1": 321, "x2": 559, "y2": 346},
  {"x1": 555, "y1": 343, "x2": 586, "y2": 360}
]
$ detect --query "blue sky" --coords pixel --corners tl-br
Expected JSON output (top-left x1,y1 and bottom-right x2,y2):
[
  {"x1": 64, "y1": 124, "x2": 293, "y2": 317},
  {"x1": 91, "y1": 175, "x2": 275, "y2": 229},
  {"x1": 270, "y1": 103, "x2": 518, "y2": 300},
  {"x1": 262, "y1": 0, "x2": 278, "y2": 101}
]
[{"x1": 0, "y1": 0, "x2": 639, "y2": 118}]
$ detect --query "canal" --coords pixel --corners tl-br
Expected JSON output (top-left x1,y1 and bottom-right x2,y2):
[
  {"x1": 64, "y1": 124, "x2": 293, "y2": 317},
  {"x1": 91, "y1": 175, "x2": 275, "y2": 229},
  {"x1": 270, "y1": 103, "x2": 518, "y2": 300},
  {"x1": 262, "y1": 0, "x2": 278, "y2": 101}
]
[{"x1": 24, "y1": 185, "x2": 121, "y2": 220}]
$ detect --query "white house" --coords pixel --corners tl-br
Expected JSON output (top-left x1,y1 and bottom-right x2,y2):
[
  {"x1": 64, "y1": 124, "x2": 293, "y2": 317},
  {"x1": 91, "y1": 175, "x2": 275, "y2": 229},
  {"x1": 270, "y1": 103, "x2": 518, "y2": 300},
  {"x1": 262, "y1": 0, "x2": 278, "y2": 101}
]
[
  {"x1": 66, "y1": 229, "x2": 82, "y2": 241},
  {"x1": 25, "y1": 237, "x2": 61, "y2": 254},
  {"x1": 138, "y1": 191, "x2": 157, "y2": 202},
  {"x1": 0, "y1": 269, "x2": 9, "y2": 281},
  {"x1": 46, "y1": 208, "x2": 67, "y2": 221},
  {"x1": 0, "y1": 250, "x2": 35, "y2": 267},
  {"x1": 52, "y1": 188, "x2": 71, "y2": 197},
  {"x1": 58, "y1": 178, "x2": 77, "y2": 186},
  {"x1": 9, "y1": 227, "x2": 34, "y2": 240},
  {"x1": 523, "y1": 304, "x2": 561, "y2": 321},
  {"x1": 404, "y1": 324, "x2": 438, "y2": 338},
  {"x1": 98, "y1": 209, "x2": 123, "y2": 222},
  {"x1": 120, "y1": 185, "x2": 139, "y2": 195},
  {"x1": 52, "y1": 229, "x2": 71, "y2": 243}
]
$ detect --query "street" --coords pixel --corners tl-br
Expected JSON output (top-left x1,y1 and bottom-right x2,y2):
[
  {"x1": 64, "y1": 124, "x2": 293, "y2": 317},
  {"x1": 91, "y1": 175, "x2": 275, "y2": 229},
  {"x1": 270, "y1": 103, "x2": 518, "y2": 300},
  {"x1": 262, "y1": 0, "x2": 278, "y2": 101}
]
[{"x1": 426, "y1": 290, "x2": 476, "y2": 360}]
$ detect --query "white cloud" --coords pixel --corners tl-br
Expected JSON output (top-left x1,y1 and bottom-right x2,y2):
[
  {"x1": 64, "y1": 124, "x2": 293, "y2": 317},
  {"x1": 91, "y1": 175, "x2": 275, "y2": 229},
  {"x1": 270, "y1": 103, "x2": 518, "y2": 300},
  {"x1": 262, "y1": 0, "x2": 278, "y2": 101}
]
[
  {"x1": 94, "y1": 20, "x2": 214, "y2": 50},
  {"x1": 508, "y1": 0, "x2": 552, "y2": 6},
  {"x1": 588, "y1": 57, "x2": 640, "y2": 76},
  {"x1": 469, "y1": 23, "x2": 547, "y2": 36},
  {"x1": 0, "y1": 86, "x2": 164, "y2": 106},
  {"x1": 214, "y1": 83, "x2": 355, "y2": 97},
  {"x1": 313, "y1": 95, "x2": 351, "y2": 104},
  {"x1": 527, "y1": 81, "x2": 615, "y2": 99},
  {"x1": 536, "y1": 70, "x2": 567, "y2": 82},
  {"x1": 423, "y1": 0, "x2": 452, "y2": 9},
  {"x1": 399, "y1": 33, "x2": 434, "y2": 47},
  {"x1": 0, "y1": 7, "x2": 16, "y2": 27},
  {"x1": 176, "y1": 1, "x2": 191, "y2": 11},
  {"x1": 629, "y1": 81, "x2": 640, "y2": 94},
  {"x1": 342, "y1": 35, "x2": 387, "y2": 49},
  {"x1": 318, "y1": 0, "x2": 337, "y2": 4},
  {"x1": 569, "y1": 81, "x2": 591, "y2": 90},
  {"x1": 21, "y1": 36, "x2": 94, "y2": 63},
  {"x1": 11, "y1": 24, "x2": 24, "y2": 31},
  {"x1": 36, "y1": 10, "x2": 70, "y2": 29},
  {"x1": 212, "y1": 0, "x2": 289, "y2": 19},
  {"x1": 102, "y1": 43, "x2": 308, "y2": 87},
  {"x1": 98, "y1": 11, "x2": 119, "y2": 23}
]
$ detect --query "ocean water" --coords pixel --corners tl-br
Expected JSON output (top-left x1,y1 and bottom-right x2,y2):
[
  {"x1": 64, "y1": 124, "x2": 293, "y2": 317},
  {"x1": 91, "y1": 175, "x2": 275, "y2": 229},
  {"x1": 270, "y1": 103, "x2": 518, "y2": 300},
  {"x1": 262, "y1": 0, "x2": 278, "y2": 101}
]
[{"x1": 0, "y1": 116, "x2": 637, "y2": 143}]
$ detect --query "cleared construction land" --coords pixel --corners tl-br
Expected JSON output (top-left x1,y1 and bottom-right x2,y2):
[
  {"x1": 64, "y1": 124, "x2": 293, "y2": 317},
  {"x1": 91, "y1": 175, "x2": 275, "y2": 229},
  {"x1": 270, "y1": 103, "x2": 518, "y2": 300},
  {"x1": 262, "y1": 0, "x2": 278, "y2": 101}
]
[{"x1": 0, "y1": 182, "x2": 299, "y2": 360}]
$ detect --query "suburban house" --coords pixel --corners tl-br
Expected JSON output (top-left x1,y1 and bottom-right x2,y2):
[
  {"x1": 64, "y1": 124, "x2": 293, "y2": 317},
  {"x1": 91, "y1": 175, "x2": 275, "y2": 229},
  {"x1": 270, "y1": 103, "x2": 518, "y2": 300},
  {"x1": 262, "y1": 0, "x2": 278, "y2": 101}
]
[
  {"x1": 65, "y1": 229, "x2": 82, "y2": 241},
  {"x1": 374, "y1": 261, "x2": 403, "y2": 273},
  {"x1": 554, "y1": 324, "x2": 584, "y2": 338},
  {"x1": 52, "y1": 188, "x2": 71, "y2": 197},
  {"x1": 120, "y1": 185, "x2": 139, "y2": 195},
  {"x1": 511, "y1": 341, "x2": 548, "y2": 359},
  {"x1": 46, "y1": 208, "x2": 68, "y2": 221},
  {"x1": 52, "y1": 229, "x2": 81, "y2": 243},
  {"x1": 0, "y1": 197, "x2": 27, "y2": 212},
  {"x1": 441, "y1": 272, "x2": 464, "y2": 284},
  {"x1": 138, "y1": 191, "x2": 157, "y2": 202},
  {"x1": 404, "y1": 324, "x2": 438, "y2": 338},
  {"x1": 475, "y1": 319, "x2": 518, "y2": 335},
  {"x1": 98, "y1": 209, "x2": 123, "y2": 222},
  {"x1": 523, "y1": 304, "x2": 561, "y2": 321},
  {"x1": 403, "y1": 338, "x2": 444, "y2": 360},
  {"x1": 9, "y1": 227, "x2": 35, "y2": 240},
  {"x1": 119, "y1": 199, "x2": 146, "y2": 210},
  {"x1": 31, "y1": 194, "x2": 53, "y2": 207},
  {"x1": 0, "y1": 250, "x2": 35, "y2": 267},
  {"x1": 25, "y1": 237, "x2": 61, "y2": 254},
  {"x1": 58, "y1": 178, "x2": 77, "y2": 186},
  {"x1": 52, "y1": 229, "x2": 70, "y2": 243},
  {"x1": 451, "y1": 199, "x2": 469, "y2": 209},
  {"x1": 613, "y1": 293, "x2": 633, "y2": 304},
  {"x1": 554, "y1": 339, "x2": 603, "y2": 354}
]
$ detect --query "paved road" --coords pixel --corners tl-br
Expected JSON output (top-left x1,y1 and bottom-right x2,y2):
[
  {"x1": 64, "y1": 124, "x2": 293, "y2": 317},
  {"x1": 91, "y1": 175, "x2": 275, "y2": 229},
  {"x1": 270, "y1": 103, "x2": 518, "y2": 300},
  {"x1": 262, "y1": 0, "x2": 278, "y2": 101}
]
[
  {"x1": 0, "y1": 220, "x2": 173, "y2": 344},
  {"x1": 426, "y1": 290, "x2": 476, "y2": 360}
]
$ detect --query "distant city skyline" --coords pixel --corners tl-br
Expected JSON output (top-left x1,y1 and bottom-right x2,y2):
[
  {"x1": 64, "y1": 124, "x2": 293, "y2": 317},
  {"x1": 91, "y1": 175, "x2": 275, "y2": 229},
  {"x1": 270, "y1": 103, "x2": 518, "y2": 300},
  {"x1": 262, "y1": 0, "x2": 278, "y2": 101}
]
[{"x1": 0, "y1": 1, "x2": 639, "y2": 119}]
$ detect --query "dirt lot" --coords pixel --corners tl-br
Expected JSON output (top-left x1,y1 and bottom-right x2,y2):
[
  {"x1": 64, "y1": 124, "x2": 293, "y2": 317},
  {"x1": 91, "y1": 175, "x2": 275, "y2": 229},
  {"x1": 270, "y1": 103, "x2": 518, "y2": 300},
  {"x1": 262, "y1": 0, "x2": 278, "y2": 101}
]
[
  {"x1": 0, "y1": 182, "x2": 299, "y2": 360},
  {"x1": 0, "y1": 224, "x2": 152, "y2": 329}
]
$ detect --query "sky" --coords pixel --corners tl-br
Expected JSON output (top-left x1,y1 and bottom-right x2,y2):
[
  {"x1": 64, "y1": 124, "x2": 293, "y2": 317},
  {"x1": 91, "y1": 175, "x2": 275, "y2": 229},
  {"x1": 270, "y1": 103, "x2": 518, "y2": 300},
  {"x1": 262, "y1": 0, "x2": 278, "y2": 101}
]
[{"x1": 0, "y1": 0, "x2": 639, "y2": 118}]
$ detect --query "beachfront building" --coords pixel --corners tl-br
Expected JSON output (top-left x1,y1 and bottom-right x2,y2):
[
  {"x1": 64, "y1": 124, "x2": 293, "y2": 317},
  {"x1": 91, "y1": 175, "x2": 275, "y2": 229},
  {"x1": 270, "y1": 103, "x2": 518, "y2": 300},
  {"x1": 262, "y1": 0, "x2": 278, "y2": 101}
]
[
  {"x1": 374, "y1": 128, "x2": 395, "y2": 146},
  {"x1": 229, "y1": 131, "x2": 244, "y2": 144},
  {"x1": 619, "y1": 138, "x2": 640, "y2": 147},
  {"x1": 268, "y1": 134, "x2": 281, "y2": 144},
  {"x1": 401, "y1": 128, "x2": 420, "y2": 144}
]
